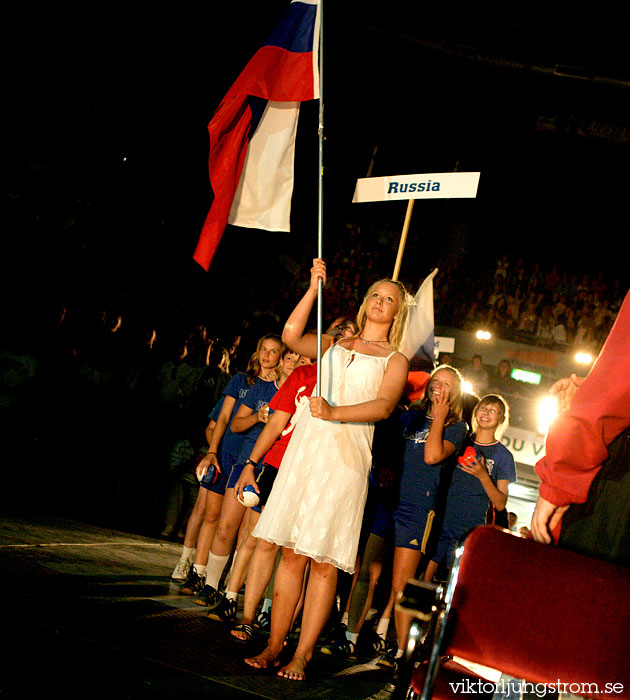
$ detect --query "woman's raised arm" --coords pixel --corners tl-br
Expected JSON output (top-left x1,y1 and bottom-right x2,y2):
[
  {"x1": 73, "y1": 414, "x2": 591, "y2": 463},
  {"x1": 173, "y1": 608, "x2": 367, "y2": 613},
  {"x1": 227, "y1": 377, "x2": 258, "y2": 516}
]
[{"x1": 282, "y1": 259, "x2": 334, "y2": 359}]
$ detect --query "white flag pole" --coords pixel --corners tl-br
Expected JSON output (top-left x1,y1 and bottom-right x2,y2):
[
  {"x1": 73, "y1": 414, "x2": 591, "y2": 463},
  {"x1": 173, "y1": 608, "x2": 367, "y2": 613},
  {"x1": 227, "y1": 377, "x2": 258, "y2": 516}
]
[{"x1": 316, "y1": 0, "x2": 324, "y2": 396}]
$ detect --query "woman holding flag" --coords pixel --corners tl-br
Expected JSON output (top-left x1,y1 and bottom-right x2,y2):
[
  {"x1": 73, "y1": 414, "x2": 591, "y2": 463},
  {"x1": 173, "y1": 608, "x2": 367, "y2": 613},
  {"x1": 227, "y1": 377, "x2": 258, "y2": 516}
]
[{"x1": 246, "y1": 258, "x2": 409, "y2": 681}]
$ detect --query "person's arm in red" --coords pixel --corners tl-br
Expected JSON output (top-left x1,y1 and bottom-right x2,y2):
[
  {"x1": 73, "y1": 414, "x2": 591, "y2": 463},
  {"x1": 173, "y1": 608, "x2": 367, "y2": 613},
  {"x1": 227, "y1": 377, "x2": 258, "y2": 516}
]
[{"x1": 532, "y1": 290, "x2": 630, "y2": 543}]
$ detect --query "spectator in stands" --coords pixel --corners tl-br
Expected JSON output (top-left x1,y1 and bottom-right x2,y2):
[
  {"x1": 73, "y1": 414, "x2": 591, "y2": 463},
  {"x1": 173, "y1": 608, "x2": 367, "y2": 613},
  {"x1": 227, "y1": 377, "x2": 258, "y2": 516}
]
[
  {"x1": 536, "y1": 307, "x2": 554, "y2": 341},
  {"x1": 552, "y1": 314, "x2": 568, "y2": 345},
  {"x1": 517, "y1": 302, "x2": 538, "y2": 334},
  {"x1": 489, "y1": 359, "x2": 519, "y2": 400},
  {"x1": 465, "y1": 354, "x2": 489, "y2": 396}
]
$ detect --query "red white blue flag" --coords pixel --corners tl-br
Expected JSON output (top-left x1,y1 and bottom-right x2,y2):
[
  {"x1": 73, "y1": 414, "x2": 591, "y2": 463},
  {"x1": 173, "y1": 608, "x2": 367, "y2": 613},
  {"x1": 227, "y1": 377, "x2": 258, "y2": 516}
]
[
  {"x1": 193, "y1": 0, "x2": 321, "y2": 271},
  {"x1": 401, "y1": 269, "x2": 438, "y2": 374}
]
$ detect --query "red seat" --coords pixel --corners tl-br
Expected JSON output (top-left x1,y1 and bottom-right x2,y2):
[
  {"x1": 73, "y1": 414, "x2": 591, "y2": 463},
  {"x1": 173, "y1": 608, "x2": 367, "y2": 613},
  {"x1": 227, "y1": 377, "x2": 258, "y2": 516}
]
[{"x1": 405, "y1": 526, "x2": 630, "y2": 700}]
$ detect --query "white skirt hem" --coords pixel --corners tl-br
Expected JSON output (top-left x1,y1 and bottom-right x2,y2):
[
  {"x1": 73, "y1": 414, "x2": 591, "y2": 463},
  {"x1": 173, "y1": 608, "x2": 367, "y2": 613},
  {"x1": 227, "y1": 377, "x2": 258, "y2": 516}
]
[{"x1": 256, "y1": 536, "x2": 356, "y2": 575}]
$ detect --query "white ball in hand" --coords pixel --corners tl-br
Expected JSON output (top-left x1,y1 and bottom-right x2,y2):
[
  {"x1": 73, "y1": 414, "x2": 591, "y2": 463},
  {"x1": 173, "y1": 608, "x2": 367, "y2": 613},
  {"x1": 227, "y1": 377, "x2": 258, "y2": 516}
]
[{"x1": 239, "y1": 485, "x2": 260, "y2": 508}]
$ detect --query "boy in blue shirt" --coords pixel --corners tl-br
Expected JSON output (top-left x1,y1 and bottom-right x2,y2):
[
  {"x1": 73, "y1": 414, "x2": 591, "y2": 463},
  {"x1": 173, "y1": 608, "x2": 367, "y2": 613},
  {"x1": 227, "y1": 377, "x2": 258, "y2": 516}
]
[{"x1": 425, "y1": 393, "x2": 517, "y2": 582}]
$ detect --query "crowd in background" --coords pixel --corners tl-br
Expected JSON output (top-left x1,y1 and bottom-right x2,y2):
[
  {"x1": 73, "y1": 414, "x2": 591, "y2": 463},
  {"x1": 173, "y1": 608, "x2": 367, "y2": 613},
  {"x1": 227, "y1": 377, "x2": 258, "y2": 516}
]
[
  {"x1": 1, "y1": 220, "x2": 625, "y2": 536},
  {"x1": 437, "y1": 254, "x2": 623, "y2": 353}
]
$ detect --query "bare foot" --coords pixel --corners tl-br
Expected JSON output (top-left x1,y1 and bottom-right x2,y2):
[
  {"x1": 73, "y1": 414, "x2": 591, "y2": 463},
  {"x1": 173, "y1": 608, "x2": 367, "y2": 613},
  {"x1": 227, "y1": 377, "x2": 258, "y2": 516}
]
[
  {"x1": 244, "y1": 644, "x2": 283, "y2": 669},
  {"x1": 231, "y1": 623, "x2": 253, "y2": 642},
  {"x1": 277, "y1": 655, "x2": 308, "y2": 681}
]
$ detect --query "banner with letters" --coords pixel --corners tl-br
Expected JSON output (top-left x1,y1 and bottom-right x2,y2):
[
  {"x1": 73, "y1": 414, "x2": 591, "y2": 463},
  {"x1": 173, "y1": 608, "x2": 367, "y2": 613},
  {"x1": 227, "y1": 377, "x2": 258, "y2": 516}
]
[{"x1": 352, "y1": 172, "x2": 481, "y2": 203}]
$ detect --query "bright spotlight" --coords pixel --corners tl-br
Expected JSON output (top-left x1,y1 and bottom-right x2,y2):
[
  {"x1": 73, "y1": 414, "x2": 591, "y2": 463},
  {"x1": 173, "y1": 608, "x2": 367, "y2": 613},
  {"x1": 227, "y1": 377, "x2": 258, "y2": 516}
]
[
  {"x1": 462, "y1": 380, "x2": 474, "y2": 395},
  {"x1": 575, "y1": 352, "x2": 593, "y2": 365},
  {"x1": 475, "y1": 330, "x2": 492, "y2": 341},
  {"x1": 537, "y1": 395, "x2": 559, "y2": 435}
]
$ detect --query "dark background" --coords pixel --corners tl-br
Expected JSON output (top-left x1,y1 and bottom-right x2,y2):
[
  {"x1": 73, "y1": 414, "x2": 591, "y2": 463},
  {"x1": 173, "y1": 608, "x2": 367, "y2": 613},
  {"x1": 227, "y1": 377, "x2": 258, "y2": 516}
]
[{"x1": 4, "y1": 2, "x2": 630, "y2": 331}]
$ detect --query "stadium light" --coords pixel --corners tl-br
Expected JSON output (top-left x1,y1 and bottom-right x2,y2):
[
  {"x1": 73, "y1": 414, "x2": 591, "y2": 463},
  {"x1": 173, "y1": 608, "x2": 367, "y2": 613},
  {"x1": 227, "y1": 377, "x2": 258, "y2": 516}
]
[
  {"x1": 575, "y1": 352, "x2": 593, "y2": 365},
  {"x1": 462, "y1": 380, "x2": 474, "y2": 395},
  {"x1": 537, "y1": 395, "x2": 558, "y2": 435},
  {"x1": 475, "y1": 329, "x2": 492, "y2": 340}
]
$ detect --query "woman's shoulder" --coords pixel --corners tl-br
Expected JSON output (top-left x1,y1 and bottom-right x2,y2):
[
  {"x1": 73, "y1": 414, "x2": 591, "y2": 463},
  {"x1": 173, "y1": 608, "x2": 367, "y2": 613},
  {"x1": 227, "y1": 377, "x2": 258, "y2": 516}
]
[
  {"x1": 446, "y1": 419, "x2": 469, "y2": 436},
  {"x1": 389, "y1": 349, "x2": 409, "y2": 363},
  {"x1": 224, "y1": 371, "x2": 248, "y2": 392}
]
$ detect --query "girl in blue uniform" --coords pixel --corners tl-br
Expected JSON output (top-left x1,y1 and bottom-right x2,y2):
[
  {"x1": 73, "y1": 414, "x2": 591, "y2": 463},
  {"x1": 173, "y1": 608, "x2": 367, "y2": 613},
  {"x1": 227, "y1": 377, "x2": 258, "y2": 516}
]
[
  {"x1": 391, "y1": 365, "x2": 467, "y2": 662},
  {"x1": 193, "y1": 347, "x2": 298, "y2": 613},
  {"x1": 177, "y1": 334, "x2": 283, "y2": 594}
]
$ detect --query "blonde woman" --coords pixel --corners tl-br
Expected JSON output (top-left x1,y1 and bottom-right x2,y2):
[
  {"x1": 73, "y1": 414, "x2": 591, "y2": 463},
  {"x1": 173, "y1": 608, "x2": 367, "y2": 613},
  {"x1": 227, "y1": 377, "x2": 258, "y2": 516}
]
[
  {"x1": 246, "y1": 258, "x2": 409, "y2": 681},
  {"x1": 390, "y1": 364, "x2": 468, "y2": 665}
]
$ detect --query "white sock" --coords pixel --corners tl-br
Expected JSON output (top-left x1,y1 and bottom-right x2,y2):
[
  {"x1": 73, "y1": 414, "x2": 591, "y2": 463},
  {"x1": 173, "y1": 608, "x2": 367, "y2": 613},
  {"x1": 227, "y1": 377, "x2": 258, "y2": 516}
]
[
  {"x1": 341, "y1": 612, "x2": 349, "y2": 626},
  {"x1": 225, "y1": 590, "x2": 238, "y2": 602},
  {"x1": 261, "y1": 598, "x2": 272, "y2": 614},
  {"x1": 395, "y1": 648, "x2": 405, "y2": 659},
  {"x1": 376, "y1": 617, "x2": 390, "y2": 639},
  {"x1": 346, "y1": 631, "x2": 359, "y2": 645},
  {"x1": 205, "y1": 552, "x2": 230, "y2": 590},
  {"x1": 180, "y1": 546, "x2": 195, "y2": 563},
  {"x1": 192, "y1": 564, "x2": 206, "y2": 578}
]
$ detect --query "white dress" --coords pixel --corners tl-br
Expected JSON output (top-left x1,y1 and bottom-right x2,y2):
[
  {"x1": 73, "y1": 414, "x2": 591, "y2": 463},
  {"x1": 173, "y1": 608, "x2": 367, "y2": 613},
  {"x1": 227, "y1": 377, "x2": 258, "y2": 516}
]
[{"x1": 253, "y1": 342, "x2": 395, "y2": 573}]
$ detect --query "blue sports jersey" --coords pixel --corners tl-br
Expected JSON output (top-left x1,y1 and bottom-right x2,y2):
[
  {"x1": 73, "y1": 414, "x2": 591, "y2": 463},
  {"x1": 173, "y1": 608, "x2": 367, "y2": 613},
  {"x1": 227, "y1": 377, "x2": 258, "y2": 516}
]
[
  {"x1": 234, "y1": 378, "x2": 279, "y2": 465},
  {"x1": 444, "y1": 439, "x2": 516, "y2": 529},
  {"x1": 218, "y1": 373, "x2": 258, "y2": 467},
  {"x1": 397, "y1": 410, "x2": 467, "y2": 507},
  {"x1": 433, "y1": 439, "x2": 517, "y2": 566},
  {"x1": 208, "y1": 396, "x2": 225, "y2": 422},
  {"x1": 448, "y1": 439, "x2": 516, "y2": 498}
]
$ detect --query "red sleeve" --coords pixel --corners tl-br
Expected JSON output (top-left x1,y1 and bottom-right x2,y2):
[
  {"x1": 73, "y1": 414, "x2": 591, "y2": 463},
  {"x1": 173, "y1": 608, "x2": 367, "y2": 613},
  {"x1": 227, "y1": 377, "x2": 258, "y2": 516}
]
[
  {"x1": 269, "y1": 364, "x2": 317, "y2": 413},
  {"x1": 535, "y1": 290, "x2": 630, "y2": 506}
]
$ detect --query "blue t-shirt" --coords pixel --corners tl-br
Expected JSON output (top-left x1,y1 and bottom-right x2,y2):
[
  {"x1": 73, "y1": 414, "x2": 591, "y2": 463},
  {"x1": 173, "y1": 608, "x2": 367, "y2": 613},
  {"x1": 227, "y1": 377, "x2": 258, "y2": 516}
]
[
  {"x1": 218, "y1": 373, "x2": 258, "y2": 467},
  {"x1": 397, "y1": 410, "x2": 468, "y2": 507},
  {"x1": 444, "y1": 439, "x2": 517, "y2": 528},
  {"x1": 234, "y1": 378, "x2": 279, "y2": 465},
  {"x1": 447, "y1": 439, "x2": 516, "y2": 499},
  {"x1": 208, "y1": 396, "x2": 225, "y2": 422}
]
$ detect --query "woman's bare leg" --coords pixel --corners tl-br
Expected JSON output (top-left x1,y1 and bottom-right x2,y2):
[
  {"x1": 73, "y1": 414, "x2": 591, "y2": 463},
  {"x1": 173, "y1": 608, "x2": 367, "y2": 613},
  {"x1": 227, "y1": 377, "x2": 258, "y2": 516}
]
[
  {"x1": 209, "y1": 488, "x2": 247, "y2": 558},
  {"x1": 422, "y1": 559, "x2": 438, "y2": 583},
  {"x1": 183, "y1": 487, "x2": 207, "y2": 549},
  {"x1": 223, "y1": 510, "x2": 260, "y2": 597},
  {"x1": 277, "y1": 559, "x2": 338, "y2": 681},
  {"x1": 232, "y1": 536, "x2": 279, "y2": 640},
  {"x1": 245, "y1": 547, "x2": 308, "y2": 668},
  {"x1": 392, "y1": 547, "x2": 423, "y2": 653},
  {"x1": 191, "y1": 490, "x2": 223, "y2": 567}
]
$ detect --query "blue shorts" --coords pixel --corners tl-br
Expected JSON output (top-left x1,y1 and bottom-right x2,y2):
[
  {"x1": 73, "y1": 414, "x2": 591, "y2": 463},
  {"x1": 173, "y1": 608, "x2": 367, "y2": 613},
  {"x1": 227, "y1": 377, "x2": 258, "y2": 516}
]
[
  {"x1": 200, "y1": 465, "x2": 228, "y2": 495},
  {"x1": 370, "y1": 500, "x2": 395, "y2": 542},
  {"x1": 393, "y1": 501, "x2": 435, "y2": 552},
  {"x1": 250, "y1": 463, "x2": 278, "y2": 514},
  {"x1": 432, "y1": 530, "x2": 459, "y2": 568},
  {"x1": 227, "y1": 461, "x2": 246, "y2": 490},
  {"x1": 200, "y1": 451, "x2": 237, "y2": 495},
  {"x1": 432, "y1": 501, "x2": 488, "y2": 566}
]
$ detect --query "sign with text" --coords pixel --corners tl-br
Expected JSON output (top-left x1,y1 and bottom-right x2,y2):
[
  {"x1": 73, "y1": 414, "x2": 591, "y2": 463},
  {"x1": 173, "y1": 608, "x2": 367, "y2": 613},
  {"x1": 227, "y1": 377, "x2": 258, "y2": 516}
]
[
  {"x1": 352, "y1": 172, "x2": 481, "y2": 203},
  {"x1": 435, "y1": 336, "x2": 455, "y2": 355},
  {"x1": 501, "y1": 426, "x2": 546, "y2": 467}
]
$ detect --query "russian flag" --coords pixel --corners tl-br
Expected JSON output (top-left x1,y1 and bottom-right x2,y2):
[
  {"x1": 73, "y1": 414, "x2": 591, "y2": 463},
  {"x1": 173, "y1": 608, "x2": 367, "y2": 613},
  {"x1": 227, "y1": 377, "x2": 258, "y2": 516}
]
[
  {"x1": 193, "y1": 0, "x2": 321, "y2": 271},
  {"x1": 400, "y1": 269, "x2": 438, "y2": 374}
]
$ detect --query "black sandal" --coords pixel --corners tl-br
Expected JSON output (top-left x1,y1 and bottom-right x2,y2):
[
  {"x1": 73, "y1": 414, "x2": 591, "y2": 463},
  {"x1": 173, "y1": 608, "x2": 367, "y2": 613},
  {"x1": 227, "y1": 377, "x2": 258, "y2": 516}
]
[{"x1": 231, "y1": 623, "x2": 254, "y2": 643}]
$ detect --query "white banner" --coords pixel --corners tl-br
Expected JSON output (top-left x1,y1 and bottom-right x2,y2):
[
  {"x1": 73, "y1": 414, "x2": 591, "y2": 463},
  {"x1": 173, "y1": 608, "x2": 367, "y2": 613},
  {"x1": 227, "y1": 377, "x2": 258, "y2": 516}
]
[
  {"x1": 352, "y1": 172, "x2": 481, "y2": 203},
  {"x1": 501, "y1": 426, "x2": 546, "y2": 467}
]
